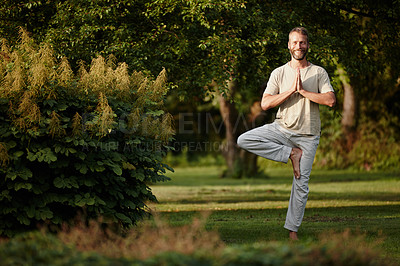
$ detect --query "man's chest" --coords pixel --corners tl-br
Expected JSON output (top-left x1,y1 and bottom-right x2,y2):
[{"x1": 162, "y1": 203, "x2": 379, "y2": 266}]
[{"x1": 279, "y1": 70, "x2": 319, "y2": 93}]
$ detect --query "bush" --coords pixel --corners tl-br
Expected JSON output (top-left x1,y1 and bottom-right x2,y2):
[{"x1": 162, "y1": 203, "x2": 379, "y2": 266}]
[
  {"x1": 0, "y1": 227, "x2": 394, "y2": 266},
  {"x1": 220, "y1": 230, "x2": 390, "y2": 266},
  {"x1": 315, "y1": 106, "x2": 400, "y2": 170},
  {"x1": 0, "y1": 231, "x2": 76, "y2": 265},
  {"x1": 0, "y1": 28, "x2": 174, "y2": 237},
  {"x1": 56, "y1": 213, "x2": 225, "y2": 260},
  {"x1": 0, "y1": 231, "x2": 130, "y2": 265},
  {"x1": 347, "y1": 116, "x2": 400, "y2": 170}
]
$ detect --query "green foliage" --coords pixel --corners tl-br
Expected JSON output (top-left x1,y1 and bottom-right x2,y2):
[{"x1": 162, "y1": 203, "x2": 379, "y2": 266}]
[
  {"x1": 0, "y1": 229, "x2": 394, "y2": 266},
  {"x1": 0, "y1": 231, "x2": 78, "y2": 265},
  {"x1": 0, "y1": 29, "x2": 174, "y2": 237},
  {"x1": 348, "y1": 117, "x2": 400, "y2": 170},
  {"x1": 0, "y1": 1, "x2": 57, "y2": 43},
  {"x1": 315, "y1": 108, "x2": 400, "y2": 170},
  {"x1": 219, "y1": 235, "x2": 389, "y2": 266},
  {"x1": 0, "y1": 231, "x2": 129, "y2": 265}
]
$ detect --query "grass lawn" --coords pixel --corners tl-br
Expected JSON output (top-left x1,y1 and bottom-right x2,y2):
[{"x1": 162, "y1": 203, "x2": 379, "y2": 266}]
[{"x1": 150, "y1": 166, "x2": 400, "y2": 263}]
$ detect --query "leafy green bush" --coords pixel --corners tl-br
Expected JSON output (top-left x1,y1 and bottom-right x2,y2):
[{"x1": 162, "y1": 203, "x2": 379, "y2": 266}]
[
  {"x1": 347, "y1": 116, "x2": 400, "y2": 170},
  {"x1": 313, "y1": 104, "x2": 400, "y2": 170},
  {"x1": 0, "y1": 231, "x2": 130, "y2": 265},
  {"x1": 0, "y1": 28, "x2": 174, "y2": 236},
  {"x1": 315, "y1": 118, "x2": 400, "y2": 171},
  {"x1": 0, "y1": 231, "x2": 79, "y2": 265}
]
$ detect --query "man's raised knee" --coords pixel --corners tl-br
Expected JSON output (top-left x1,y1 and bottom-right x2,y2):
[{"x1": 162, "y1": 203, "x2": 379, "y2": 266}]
[{"x1": 236, "y1": 133, "x2": 247, "y2": 149}]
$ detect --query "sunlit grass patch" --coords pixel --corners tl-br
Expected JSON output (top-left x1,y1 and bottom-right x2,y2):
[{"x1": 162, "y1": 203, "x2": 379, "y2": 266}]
[{"x1": 150, "y1": 166, "x2": 400, "y2": 263}]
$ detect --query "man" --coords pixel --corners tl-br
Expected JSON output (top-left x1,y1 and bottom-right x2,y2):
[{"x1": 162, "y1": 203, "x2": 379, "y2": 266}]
[{"x1": 237, "y1": 27, "x2": 336, "y2": 240}]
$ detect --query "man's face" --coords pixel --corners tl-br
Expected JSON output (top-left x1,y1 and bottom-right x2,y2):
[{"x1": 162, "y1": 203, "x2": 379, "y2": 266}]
[{"x1": 288, "y1": 32, "x2": 309, "y2": 61}]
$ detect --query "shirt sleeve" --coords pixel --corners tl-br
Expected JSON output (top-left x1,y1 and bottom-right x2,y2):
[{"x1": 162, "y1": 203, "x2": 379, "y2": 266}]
[
  {"x1": 318, "y1": 68, "x2": 334, "y2": 93},
  {"x1": 264, "y1": 68, "x2": 280, "y2": 95}
]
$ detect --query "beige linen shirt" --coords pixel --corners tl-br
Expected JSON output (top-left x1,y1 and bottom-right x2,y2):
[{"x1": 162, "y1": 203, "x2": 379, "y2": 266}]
[{"x1": 264, "y1": 63, "x2": 334, "y2": 135}]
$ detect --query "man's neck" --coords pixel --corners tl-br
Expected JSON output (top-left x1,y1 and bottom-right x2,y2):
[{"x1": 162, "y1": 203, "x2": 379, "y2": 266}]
[{"x1": 289, "y1": 58, "x2": 309, "y2": 69}]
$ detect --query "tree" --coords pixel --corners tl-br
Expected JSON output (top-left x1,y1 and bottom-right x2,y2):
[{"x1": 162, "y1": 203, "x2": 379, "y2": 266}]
[
  {"x1": 140, "y1": 0, "x2": 291, "y2": 177},
  {"x1": 42, "y1": 0, "x2": 284, "y2": 177},
  {"x1": 2, "y1": 0, "x2": 399, "y2": 173},
  {"x1": 0, "y1": 0, "x2": 57, "y2": 42},
  {"x1": 1, "y1": 1, "x2": 301, "y2": 177}
]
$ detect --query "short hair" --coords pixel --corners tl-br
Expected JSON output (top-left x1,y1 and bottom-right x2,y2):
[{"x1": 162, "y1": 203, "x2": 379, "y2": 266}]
[{"x1": 289, "y1": 27, "x2": 309, "y2": 43}]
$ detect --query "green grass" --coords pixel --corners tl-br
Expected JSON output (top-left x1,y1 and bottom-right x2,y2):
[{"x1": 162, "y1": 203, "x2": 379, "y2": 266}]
[{"x1": 150, "y1": 166, "x2": 400, "y2": 263}]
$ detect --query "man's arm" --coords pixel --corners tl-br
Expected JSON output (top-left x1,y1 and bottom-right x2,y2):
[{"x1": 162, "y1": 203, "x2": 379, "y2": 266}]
[
  {"x1": 297, "y1": 67, "x2": 336, "y2": 107},
  {"x1": 298, "y1": 90, "x2": 336, "y2": 107},
  {"x1": 261, "y1": 91, "x2": 294, "y2": 110},
  {"x1": 261, "y1": 72, "x2": 298, "y2": 110},
  {"x1": 262, "y1": 67, "x2": 336, "y2": 110}
]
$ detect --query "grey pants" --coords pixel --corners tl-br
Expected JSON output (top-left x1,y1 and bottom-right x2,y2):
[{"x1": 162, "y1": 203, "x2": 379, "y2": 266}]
[{"x1": 237, "y1": 122, "x2": 320, "y2": 232}]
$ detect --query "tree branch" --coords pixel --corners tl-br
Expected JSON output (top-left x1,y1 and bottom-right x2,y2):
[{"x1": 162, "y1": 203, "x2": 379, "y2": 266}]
[{"x1": 338, "y1": 4, "x2": 399, "y2": 23}]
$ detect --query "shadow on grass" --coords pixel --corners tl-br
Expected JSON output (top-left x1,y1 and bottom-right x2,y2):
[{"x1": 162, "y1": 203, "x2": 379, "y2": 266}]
[
  {"x1": 157, "y1": 189, "x2": 399, "y2": 205},
  {"x1": 163, "y1": 167, "x2": 400, "y2": 186},
  {"x1": 159, "y1": 205, "x2": 400, "y2": 224},
  {"x1": 310, "y1": 171, "x2": 400, "y2": 183},
  {"x1": 159, "y1": 189, "x2": 291, "y2": 204}
]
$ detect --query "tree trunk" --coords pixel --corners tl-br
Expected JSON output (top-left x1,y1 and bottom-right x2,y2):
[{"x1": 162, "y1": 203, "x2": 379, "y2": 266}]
[
  {"x1": 238, "y1": 100, "x2": 268, "y2": 176},
  {"x1": 215, "y1": 78, "x2": 268, "y2": 178},
  {"x1": 337, "y1": 66, "x2": 357, "y2": 151},
  {"x1": 218, "y1": 79, "x2": 240, "y2": 177}
]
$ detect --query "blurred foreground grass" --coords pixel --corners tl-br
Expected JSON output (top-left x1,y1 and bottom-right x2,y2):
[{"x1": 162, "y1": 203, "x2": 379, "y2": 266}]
[{"x1": 150, "y1": 166, "x2": 400, "y2": 262}]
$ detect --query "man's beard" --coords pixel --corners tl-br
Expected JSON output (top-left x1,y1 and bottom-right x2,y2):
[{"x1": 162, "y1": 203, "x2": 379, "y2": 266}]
[{"x1": 290, "y1": 48, "x2": 308, "y2": 60}]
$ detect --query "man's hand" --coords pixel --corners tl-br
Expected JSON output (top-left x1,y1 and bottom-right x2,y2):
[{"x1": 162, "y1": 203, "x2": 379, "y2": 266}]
[
  {"x1": 289, "y1": 68, "x2": 300, "y2": 94},
  {"x1": 296, "y1": 68, "x2": 304, "y2": 93},
  {"x1": 296, "y1": 68, "x2": 336, "y2": 107},
  {"x1": 262, "y1": 67, "x2": 302, "y2": 110}
]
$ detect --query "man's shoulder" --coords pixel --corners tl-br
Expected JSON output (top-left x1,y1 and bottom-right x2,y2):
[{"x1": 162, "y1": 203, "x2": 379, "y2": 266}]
[{"x1": 309, "y1": 63, "x2": 329, "y2": 75}]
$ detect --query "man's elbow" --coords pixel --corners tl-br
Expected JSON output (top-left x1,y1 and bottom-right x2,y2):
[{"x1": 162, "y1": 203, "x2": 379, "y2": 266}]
[
  {"x1": 261, "y1": 101, "x2": 271, "y2": 111},
  {"x1": 261, "y1": 95, "x2": 273, "y2": 110}
]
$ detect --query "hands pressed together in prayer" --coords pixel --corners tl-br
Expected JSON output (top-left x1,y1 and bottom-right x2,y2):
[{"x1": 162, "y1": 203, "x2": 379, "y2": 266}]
[{"x1": 292, "y1": 67, "x2": 305, "y2": 95}]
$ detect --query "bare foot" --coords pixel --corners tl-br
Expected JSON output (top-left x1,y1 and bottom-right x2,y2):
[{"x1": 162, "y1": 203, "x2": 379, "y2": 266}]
[
  {"x1": 289, "y1": 231, "x2": 299, "y2": 240},
  {"x1": 290, "y1": 148, "x2": 302, "y2": 179}
]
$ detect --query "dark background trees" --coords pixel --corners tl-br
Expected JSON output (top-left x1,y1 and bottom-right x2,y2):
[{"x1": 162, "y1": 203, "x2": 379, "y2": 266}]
[{"x1": 1, "y1": 0, "x2": 400, "y2": 175}]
